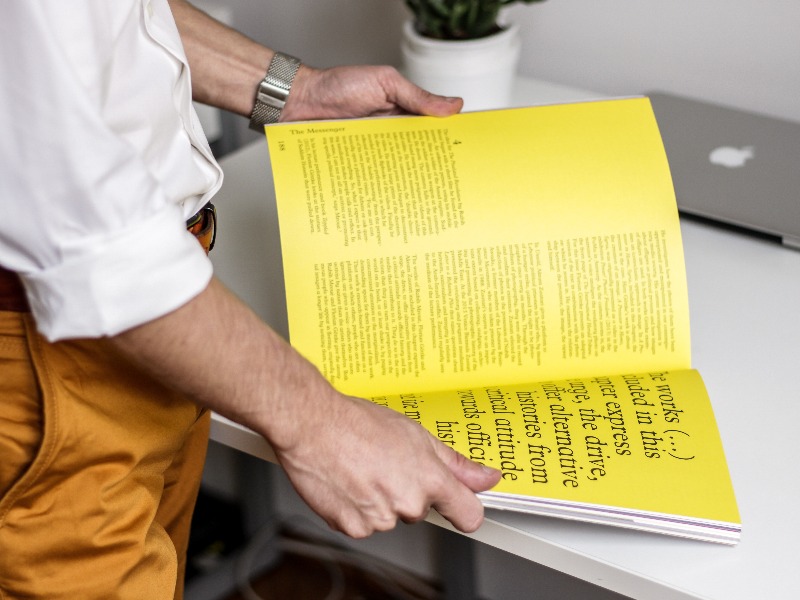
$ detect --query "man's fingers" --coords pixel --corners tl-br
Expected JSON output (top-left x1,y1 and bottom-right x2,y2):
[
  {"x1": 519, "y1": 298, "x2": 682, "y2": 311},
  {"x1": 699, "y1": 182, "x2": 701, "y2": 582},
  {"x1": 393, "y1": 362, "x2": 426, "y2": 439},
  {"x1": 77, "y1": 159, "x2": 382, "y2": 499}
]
[
  {"x1": 402, "y1": 87, "x2": 464, "y2": 117},
  {"x1": 431, "y1": 475, "x2": 488, "y2": 533},
  {"x1": 382, "y1": 68, "x2": 463, "y2": 116},
  {"x1": 427, "y1": 443, "x2": 502, "y2": 533},
  {"x1": 438, "y1": 442, "x2": 503, "y2": 492},
  {"x1": 415, "y1": 90, "x2": 464, "y2": 117}
]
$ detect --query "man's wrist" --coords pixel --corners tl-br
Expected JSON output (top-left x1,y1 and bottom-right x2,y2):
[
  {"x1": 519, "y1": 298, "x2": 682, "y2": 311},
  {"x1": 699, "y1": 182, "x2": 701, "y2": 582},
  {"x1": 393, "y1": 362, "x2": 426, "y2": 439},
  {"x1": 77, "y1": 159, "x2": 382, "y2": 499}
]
[{"x1": 248, "y1": 52, "x2": 301, "y2": 131}]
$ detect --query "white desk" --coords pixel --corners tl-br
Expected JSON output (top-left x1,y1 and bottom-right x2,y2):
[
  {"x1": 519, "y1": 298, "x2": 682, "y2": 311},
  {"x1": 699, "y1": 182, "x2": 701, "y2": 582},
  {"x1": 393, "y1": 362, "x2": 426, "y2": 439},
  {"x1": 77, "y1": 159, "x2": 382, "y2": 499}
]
[{"x1": 209, "y1": 78, "x2": 800, "y2": 600}]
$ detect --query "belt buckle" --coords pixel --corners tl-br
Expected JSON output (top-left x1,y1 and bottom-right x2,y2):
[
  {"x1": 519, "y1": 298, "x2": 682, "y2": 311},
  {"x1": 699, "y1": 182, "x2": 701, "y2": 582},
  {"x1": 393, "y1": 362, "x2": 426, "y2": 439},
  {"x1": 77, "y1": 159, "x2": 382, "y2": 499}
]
[
  {"x1": 187, "y1": 203, "x2": 217, "y2": 253},
  {"x1": 202, "y1": 203, "x2": 217, "y2": 252}
]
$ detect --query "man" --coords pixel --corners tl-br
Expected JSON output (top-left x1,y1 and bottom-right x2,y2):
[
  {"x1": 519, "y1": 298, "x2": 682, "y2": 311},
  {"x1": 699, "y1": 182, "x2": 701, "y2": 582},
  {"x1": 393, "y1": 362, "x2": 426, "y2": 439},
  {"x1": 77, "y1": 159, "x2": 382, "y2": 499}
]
[{"x1": 0, "y1": 1, "x2": 501, "y2": 598}]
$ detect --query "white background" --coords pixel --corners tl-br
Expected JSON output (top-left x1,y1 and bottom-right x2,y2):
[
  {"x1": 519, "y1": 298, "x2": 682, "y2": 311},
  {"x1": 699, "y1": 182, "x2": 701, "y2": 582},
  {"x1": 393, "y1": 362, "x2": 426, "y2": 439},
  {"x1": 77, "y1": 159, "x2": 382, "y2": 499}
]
[{"x1": 215, "y1": 0, "x2": 799, "y2": 122}]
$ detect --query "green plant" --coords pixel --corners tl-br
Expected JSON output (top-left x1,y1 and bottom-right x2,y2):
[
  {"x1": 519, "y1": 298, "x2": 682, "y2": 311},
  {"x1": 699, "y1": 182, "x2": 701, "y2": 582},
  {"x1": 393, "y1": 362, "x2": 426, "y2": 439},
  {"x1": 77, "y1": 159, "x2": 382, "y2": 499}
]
[{"x1": 405, "y1": 0, "x2": 546, "y2": 40}]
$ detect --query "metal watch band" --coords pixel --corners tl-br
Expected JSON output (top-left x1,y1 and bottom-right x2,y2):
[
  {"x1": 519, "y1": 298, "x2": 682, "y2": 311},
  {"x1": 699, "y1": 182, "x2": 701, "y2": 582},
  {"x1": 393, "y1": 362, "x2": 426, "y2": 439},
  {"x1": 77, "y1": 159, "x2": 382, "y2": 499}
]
[{"x1": 248, "y1": 52, "x2": 302, "y2": 131}]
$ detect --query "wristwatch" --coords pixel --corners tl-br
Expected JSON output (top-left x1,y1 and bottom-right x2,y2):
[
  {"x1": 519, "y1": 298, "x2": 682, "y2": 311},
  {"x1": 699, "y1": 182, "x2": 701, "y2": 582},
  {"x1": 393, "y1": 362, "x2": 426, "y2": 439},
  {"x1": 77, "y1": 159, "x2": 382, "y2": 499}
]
[{"x1": 248, "y1": 52, "x2": 302, "y2": 131}]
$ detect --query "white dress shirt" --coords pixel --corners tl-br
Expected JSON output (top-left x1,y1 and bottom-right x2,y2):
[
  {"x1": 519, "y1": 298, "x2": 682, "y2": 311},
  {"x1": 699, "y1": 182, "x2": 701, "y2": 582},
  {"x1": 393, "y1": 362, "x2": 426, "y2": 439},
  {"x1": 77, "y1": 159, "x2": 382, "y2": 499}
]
[{"x1": 0, "y1": 0, "x2": 223, "y2": 341}]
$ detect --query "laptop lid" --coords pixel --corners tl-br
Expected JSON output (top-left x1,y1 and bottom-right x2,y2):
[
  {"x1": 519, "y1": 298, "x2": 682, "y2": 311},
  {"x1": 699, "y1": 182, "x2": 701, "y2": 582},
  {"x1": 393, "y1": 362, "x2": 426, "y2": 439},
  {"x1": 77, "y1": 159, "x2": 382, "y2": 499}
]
[{"x1": 648, "y1": 91, "x2": 800, "y2": 249}]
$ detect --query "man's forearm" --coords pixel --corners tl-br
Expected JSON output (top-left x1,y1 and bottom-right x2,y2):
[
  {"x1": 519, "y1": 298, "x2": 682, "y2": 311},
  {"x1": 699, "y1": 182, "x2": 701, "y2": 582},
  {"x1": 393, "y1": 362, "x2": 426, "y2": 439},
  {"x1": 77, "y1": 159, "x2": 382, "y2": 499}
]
[
  {"x1": 167, "y1": 0, "x2": 464, "y2": 123},
  {"x1": 109, "y1": 277, "x2": 325, "y2": 452},
  {"x1": 168, "y1": 0, "x2": 273, "y2": 117}
]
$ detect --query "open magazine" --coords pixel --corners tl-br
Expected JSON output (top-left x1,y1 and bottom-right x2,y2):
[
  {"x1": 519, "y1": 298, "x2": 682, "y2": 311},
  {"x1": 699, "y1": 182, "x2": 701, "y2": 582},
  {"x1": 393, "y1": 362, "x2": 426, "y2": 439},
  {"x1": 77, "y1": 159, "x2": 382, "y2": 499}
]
[{"x1": 261, "y1": 97, "x2": 740, "y2": 544}]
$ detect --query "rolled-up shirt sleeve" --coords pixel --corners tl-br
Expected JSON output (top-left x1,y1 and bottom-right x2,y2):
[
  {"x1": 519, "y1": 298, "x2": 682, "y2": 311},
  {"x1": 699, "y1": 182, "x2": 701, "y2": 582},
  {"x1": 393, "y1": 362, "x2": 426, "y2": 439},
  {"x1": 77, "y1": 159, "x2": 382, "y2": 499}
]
[{"x1": 0, "y1": 0, "x2": 223, "y2": 341}]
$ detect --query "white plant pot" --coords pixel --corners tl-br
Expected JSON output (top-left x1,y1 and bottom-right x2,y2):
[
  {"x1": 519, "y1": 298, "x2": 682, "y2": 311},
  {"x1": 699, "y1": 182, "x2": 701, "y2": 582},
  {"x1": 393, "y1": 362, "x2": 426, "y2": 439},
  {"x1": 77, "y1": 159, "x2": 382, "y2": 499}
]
[{"x1": 400, "y1": 20, "x2": 521, "y2": 112}]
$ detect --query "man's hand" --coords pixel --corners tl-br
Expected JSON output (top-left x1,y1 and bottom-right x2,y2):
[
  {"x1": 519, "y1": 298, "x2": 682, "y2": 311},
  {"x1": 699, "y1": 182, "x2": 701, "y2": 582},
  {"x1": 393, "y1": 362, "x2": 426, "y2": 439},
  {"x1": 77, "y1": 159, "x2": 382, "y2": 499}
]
[
  {"x1": 283, "y1": 65, "x2": 463, "y2": 122},
  {"x1": 276, "y1": 392, "x2": 500, "y2": 537},
  {"x1": 111, "y1": 278, "x2": 500, "y2": 538}
]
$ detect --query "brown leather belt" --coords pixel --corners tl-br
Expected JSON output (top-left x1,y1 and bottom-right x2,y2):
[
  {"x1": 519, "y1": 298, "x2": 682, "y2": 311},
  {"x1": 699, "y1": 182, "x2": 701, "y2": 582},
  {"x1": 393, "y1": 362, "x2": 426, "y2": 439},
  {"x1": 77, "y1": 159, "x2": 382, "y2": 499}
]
[
  {"x1": 0, "y1": 266, "x2": 28, "y2": 312},
  {"x1": 0, "y1": 204, "x2": 217, "y2": 313}
]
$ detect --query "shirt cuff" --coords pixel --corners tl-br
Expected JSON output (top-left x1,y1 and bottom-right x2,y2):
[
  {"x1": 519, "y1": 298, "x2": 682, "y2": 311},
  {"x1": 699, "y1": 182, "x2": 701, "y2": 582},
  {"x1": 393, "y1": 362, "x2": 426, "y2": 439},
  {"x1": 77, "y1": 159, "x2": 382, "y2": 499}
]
[{"x1": 22, "y1": 206, "x2": 213, "y2": 341}]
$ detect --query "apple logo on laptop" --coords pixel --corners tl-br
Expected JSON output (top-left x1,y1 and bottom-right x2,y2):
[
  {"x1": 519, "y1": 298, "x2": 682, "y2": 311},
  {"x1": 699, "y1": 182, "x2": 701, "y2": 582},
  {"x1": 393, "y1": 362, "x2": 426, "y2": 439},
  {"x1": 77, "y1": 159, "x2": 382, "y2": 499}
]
[{"x1": 709, "y1": 146, "x2": 754, "y2": 168}]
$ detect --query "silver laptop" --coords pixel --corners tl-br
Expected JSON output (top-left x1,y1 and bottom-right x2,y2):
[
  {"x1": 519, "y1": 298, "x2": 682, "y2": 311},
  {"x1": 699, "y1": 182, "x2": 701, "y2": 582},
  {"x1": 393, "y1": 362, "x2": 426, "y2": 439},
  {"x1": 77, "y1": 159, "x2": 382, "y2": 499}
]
[{"x1": 648, "y1": 91, "x2": 800, "y2": 249}]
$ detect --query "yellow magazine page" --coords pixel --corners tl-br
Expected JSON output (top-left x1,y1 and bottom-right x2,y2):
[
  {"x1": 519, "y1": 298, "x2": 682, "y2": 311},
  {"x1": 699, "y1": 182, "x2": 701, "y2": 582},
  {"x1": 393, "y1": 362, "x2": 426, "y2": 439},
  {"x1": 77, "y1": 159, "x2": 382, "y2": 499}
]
[
  {"x1": 266, "y1": 98, "x2": 691, "y2": 397},
  {"x1": 371, "y1": 369, "x2": 739, "y2": 541}
]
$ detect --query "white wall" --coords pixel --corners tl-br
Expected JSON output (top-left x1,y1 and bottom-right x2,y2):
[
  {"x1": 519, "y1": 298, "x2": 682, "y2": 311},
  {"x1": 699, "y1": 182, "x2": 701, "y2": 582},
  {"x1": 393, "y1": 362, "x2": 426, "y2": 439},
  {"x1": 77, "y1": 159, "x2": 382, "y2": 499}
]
[
  {"x1": 508, "y1": 0, "x2": 800, "y2": 122},
  {"x1": 209, "y1": 0, "x2": 407, "y2": 70},
  {"x1": 217, "y1": 0, "x2": 798, "y2": 123}
]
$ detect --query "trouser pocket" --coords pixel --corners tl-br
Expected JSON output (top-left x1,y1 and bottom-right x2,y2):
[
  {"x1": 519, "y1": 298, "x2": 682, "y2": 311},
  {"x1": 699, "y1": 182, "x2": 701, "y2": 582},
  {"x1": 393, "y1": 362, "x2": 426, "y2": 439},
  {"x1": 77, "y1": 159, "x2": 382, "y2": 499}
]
[
  {"x1": 0, "y1": 312, "x2": 205, "y2": 600},
  {"x1": 0, "y1": 311, "x2": 46, "y2": 509}
]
